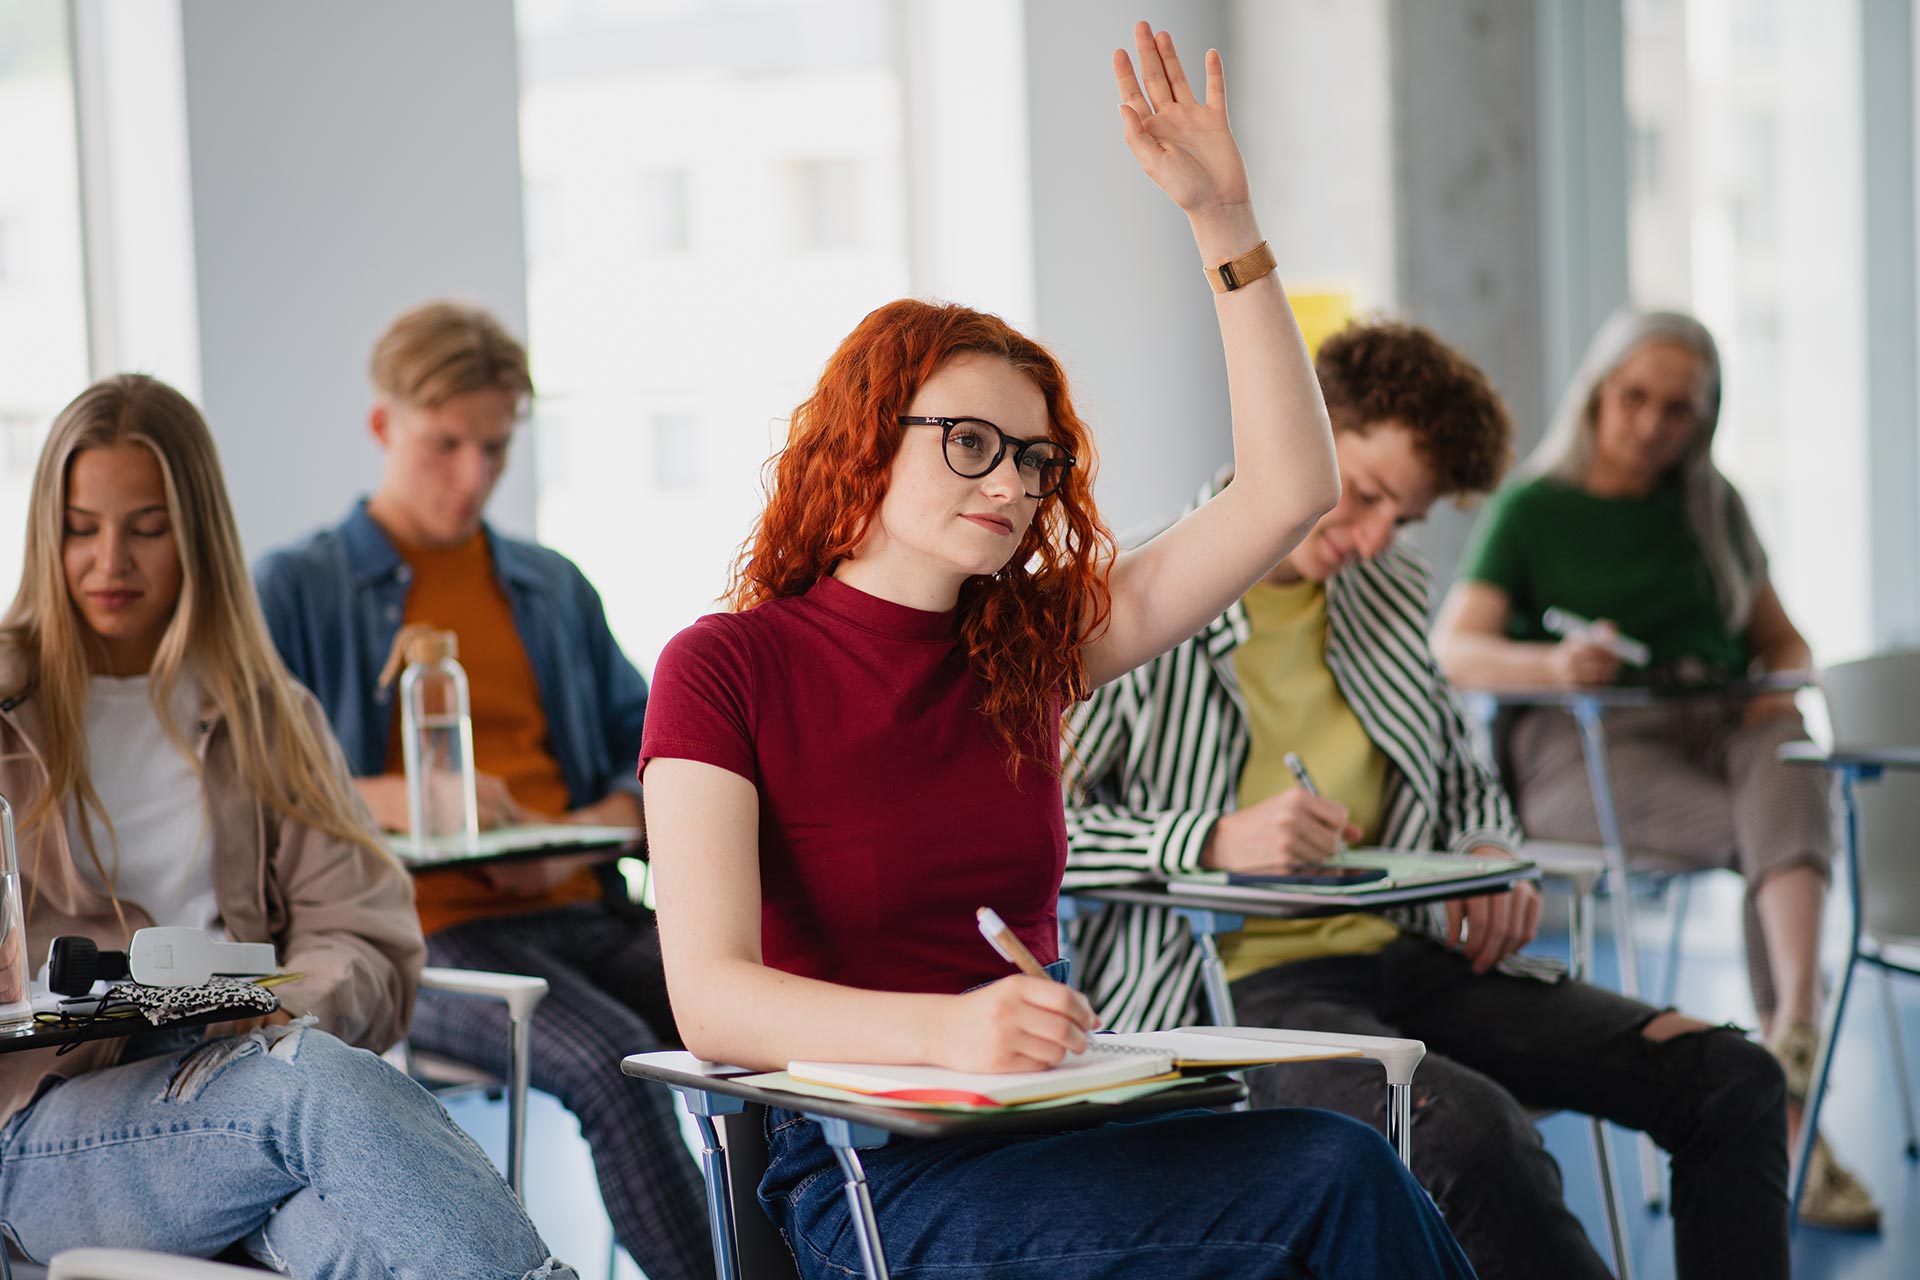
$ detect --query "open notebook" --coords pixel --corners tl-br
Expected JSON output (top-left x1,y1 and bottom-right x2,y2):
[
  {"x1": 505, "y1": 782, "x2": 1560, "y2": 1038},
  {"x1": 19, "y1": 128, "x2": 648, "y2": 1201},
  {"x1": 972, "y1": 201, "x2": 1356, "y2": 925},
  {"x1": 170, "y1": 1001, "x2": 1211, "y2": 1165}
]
[
  {"x1": 1169, "y1": 848, "x2": 1534, "y2": 898},
  {"x1": 785, "y1": 1030, "x2": 1360, "y2": 1108}
]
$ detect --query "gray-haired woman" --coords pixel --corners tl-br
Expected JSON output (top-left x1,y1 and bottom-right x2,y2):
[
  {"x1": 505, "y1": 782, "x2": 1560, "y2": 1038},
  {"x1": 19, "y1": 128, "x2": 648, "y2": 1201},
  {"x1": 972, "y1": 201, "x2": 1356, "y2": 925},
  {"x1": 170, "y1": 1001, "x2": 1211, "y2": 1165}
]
[{"x1": 1430, "y1": 307, "x2": 1875, "y2": 1232}]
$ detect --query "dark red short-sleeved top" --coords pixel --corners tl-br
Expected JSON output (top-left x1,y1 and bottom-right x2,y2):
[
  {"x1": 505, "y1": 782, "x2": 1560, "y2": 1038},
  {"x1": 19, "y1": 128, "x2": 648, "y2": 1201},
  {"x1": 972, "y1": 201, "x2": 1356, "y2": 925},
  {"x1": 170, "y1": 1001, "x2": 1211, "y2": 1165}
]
[{"x1": 641, "y1": 575, "x2": 1064, "y2": 994}]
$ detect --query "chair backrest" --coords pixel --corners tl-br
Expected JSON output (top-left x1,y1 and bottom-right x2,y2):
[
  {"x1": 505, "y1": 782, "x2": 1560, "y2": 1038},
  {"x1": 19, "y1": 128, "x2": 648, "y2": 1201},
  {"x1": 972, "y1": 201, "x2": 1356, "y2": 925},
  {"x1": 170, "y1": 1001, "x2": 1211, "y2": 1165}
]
[
  {"x1": 1821, "y1": 650, "x2": 1920, "y2": 947},
  {"x1": 719, "y1": 1106, "x2": 803, "y2": 1280}
]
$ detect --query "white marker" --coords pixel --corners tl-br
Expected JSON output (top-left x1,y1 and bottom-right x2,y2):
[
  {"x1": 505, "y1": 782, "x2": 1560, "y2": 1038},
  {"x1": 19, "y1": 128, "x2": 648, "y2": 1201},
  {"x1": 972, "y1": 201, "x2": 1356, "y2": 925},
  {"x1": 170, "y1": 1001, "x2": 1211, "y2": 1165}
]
[{"x1": 1542, "y1": 608, "x2": 1651, "y2": 668}]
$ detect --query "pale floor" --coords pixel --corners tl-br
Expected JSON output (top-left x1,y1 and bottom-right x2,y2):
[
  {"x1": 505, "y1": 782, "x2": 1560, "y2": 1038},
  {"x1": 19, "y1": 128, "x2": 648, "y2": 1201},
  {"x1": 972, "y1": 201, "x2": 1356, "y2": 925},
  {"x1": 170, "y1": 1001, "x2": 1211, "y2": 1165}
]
[{"x1": 444, "y1": 871, "x2": 1920, "y2": 1279}]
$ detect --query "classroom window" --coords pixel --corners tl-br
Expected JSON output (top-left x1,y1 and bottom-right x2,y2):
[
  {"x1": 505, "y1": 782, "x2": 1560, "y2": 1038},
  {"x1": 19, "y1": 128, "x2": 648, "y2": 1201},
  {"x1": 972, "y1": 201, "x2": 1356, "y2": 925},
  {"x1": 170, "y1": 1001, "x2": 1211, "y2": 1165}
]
[
  {"x1": 0, "y1": 1, "x2": 90, "y2": 610},
  {"x1": 517, "y1": 0, "x2": 908, "y2": 667},
  {"x1": 1625, "y1": 0, "x2": 1870, "y2": 661}
]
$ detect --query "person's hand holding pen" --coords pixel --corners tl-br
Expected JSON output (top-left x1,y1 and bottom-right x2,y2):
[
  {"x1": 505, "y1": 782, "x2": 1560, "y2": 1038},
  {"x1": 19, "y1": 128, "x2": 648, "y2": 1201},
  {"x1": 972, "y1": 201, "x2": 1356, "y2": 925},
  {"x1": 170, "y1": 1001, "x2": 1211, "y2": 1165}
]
[
  {"x1": 1199, "y1": 752, "x2": 1361, "y2": 872},
  {"x1": 1541, "y1": 609, "x2": 1646, "y2": 688},
  {"x1": 938, "y1": 908, "x2": 1100, "y2": 1075}
]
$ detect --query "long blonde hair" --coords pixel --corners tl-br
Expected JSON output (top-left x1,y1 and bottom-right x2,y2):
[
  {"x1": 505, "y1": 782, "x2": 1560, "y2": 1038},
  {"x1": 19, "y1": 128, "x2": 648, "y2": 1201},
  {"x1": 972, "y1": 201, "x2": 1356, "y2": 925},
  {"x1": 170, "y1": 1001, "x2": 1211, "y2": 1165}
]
[
  {"x1": 1521, "y1": 308, "x2": 1766, "y2": 629},
  {"x1": 0, "y1": 375, "x2": 385, "y2": 916}
]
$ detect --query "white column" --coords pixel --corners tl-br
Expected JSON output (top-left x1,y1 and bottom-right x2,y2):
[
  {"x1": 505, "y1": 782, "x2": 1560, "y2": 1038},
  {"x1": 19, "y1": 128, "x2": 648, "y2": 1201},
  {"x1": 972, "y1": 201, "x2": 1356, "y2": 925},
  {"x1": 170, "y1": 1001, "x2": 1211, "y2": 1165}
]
[
  {"x1": 1863, "y1": 0, "x2": 1920, "y2": 646},
  {"x1": 1389, "y1": 0, "x2": 1559, "y2": 586}
]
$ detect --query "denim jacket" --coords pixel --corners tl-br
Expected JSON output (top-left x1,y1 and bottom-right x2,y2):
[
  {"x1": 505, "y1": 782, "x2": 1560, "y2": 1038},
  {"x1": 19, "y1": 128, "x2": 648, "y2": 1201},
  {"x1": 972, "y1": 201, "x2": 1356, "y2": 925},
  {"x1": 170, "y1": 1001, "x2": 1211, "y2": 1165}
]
[{"x1": 253, "y1": 501, "x2": 648, "y2": 809}]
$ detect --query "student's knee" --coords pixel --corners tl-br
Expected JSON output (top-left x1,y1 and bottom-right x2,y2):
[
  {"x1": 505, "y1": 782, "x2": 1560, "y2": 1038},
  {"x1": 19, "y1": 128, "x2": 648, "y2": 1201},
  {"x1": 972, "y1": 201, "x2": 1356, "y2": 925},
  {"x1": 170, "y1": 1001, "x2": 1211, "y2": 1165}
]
[
  {"x1": 1646, "y1": 1021, "x2": 1785, "y2": 1147},
  {"x1": 278, "y1": 1027, "x2": 440, "y2": 1114},
  {"x1": 1408, "y1": 1074, "x2": 1553, "y2": 1202},
  {"x1": 1259, "y1": 1108, "x2": 1409, "y2": 1198}
]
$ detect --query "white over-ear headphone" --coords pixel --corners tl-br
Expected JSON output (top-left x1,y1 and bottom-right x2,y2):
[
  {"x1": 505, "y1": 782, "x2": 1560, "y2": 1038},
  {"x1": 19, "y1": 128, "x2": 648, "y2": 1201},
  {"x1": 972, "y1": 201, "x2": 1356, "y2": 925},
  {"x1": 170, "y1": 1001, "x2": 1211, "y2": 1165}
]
[{"x1": 47, "y1": 928, "x2": 277, "y2": 996}]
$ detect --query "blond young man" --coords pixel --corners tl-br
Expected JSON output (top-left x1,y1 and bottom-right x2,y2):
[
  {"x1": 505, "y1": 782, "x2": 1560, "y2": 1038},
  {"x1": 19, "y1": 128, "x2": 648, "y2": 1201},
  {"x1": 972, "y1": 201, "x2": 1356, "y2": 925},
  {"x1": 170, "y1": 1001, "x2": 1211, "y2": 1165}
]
[{"x1": 255, "y1": 302, "x2": 710, "y2": 1280}]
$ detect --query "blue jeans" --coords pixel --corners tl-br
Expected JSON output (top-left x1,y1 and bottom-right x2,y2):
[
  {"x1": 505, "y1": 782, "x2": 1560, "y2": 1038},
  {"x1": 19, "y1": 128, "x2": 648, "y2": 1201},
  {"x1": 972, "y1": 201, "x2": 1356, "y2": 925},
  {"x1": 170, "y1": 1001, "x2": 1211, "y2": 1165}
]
[
  {"x1": 759, "y1": 961, "x2": 1475, "y2": 1278},
  {"x1": 0, "y1": 1022, "x2": 575, "y2": 1280},
  {"x1": 762, "y1": 1106, "x2": 1474, "y2": 1278}
]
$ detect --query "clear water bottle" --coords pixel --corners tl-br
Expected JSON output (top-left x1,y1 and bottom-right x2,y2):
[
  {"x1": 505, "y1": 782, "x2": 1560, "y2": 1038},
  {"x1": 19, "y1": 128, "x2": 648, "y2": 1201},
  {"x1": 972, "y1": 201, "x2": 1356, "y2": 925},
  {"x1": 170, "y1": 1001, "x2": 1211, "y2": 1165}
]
[
  {"x1": 0, "y1": 792, "x2": 32, "y2": 1030},
  {"x1": 391, "y1": 629, "x2": 479, "y2": 853}
]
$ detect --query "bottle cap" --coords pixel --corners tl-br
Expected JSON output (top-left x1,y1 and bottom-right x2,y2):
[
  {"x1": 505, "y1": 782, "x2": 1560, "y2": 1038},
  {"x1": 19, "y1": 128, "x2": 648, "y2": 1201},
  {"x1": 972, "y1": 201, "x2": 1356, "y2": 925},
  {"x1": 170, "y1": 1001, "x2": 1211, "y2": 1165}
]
[{"x1": 377, "y1": 623, "x2": 459, "y2": 691}]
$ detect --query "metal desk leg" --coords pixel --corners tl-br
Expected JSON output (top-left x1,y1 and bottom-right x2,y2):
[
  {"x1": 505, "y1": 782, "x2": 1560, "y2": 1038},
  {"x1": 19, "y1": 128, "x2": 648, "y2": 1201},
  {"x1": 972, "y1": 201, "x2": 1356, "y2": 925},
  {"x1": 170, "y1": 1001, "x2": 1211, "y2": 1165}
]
[
  {"x1": 1171, "y1": 907, "x2": 1246, "y2": 1028},
  {"x1": 1658, "y1": 875, "x2": 1693, "y2": 1010},
  {"x1": 1791, "y1": 767, "x2": 1873, "y2": 1223},
  {"x1": 1880, "y1": 963, "x2": 1920, "y2": 1157},
  {"x1": 1387, "y1": 1081, "x2": 1412, "y2": 1168},
  {"x1": 1568, "y1": 871, "x2": 1637, "y2": 1275},
  {"x1": 819, "y1": 1117, "x2": 893, "y2": 1280},
  {"x1": 1195, "y1": 933, "x2": 1238, "y2": 1029},
  {"x1": 672, "y1": 1086, "x2": 749, "y2": 1280},
  {"x1": 1571, "y1": 698, "x2": 1665, "y2": 1210},
  {"x1": 1560, "y1": 866, "x2": 1635, "y2": 1273},
  {"x1": 1172, "y1": 907, "x2": 1250, "y2": 1111},
  {"x1": 506, "y1": 1010, "x2": 532, "y2": 1198},
  {"x1": 1592, "y1": 1120, "x2": 1635, "y2": 1280},
  {"x1": 1570, "y1": 699, "x2": 1640, "y2": 999}
]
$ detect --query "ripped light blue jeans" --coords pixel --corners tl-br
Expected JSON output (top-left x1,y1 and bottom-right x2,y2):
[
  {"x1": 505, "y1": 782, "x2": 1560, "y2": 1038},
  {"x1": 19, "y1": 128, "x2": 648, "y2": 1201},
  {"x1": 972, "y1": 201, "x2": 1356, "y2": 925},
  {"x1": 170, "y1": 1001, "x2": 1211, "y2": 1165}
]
[{"x1": 0, "y1": 1021, "x2": 575, "y2": 1280}]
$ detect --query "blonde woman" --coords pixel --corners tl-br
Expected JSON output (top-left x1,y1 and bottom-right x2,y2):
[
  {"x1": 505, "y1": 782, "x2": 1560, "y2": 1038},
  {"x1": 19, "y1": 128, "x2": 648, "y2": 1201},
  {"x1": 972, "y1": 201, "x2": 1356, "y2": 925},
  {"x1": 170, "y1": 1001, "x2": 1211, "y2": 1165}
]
[
  {"x1": 1431, "y1": 308, "x2": 1874, "y2": 1231},
  {"x1": 0, "y1": 375, "x2": 573, "y2": 1277}
]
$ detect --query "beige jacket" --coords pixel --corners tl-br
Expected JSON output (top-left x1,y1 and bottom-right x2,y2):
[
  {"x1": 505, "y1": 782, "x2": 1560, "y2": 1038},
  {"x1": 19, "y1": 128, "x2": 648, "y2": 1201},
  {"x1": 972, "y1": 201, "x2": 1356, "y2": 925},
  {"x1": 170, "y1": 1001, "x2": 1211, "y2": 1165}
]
[{"x1": 0, "y1": 642, "x2": 425, "y2": 1126}]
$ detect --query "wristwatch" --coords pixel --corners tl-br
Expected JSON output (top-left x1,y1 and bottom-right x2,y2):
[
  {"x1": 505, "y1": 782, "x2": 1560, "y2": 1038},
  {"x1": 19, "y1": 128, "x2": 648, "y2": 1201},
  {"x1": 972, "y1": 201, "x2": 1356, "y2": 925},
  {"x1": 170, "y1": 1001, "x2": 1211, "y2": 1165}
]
[{"x1": 1205, "y1": 241, "x2": 1277, "y2": 294}]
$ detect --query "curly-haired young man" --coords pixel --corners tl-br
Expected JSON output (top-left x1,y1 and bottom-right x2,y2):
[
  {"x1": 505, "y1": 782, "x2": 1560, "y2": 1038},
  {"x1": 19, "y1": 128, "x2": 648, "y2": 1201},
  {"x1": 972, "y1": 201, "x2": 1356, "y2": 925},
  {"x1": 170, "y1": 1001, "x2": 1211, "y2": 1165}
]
[{"x1": 1064, "y1": 320, "x2": 1789, "y2": 1279}]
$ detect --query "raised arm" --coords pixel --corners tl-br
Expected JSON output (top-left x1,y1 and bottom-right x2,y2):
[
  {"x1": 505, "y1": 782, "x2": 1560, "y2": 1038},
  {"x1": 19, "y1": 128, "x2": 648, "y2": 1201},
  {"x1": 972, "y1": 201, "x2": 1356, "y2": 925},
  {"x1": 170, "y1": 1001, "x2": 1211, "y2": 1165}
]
[
  {"x1": 1080, "y1": 24, "x2": 1340, "y2": 689},
  {"x1": 645, "y1": 757, "x2": 1095, "y2": 1073}
]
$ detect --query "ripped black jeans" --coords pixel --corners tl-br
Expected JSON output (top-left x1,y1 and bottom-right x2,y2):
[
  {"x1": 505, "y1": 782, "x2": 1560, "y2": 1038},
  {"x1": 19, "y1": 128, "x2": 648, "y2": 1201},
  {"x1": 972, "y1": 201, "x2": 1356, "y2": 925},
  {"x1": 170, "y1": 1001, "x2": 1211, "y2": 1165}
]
[{"x1": 1231, "y1": 935, "x2": 1788, "y2": 1280}]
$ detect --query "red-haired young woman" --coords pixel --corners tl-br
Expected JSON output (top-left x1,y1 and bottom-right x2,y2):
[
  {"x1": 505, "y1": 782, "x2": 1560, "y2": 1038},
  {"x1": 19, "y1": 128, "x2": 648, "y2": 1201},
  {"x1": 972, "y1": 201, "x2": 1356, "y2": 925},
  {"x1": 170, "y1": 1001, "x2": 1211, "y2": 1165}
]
[{"x1": 639, "y1": 25, "x2": 1475, "y2": 1280}]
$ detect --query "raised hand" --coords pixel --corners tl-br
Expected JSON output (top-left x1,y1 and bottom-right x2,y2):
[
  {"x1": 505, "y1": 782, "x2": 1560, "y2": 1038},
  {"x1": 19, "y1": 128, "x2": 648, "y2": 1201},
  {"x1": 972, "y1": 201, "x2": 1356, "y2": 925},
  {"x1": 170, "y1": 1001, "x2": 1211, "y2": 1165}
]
[{"x1": 1114, "y1": 21, "x2": 1249, "y2": 220}]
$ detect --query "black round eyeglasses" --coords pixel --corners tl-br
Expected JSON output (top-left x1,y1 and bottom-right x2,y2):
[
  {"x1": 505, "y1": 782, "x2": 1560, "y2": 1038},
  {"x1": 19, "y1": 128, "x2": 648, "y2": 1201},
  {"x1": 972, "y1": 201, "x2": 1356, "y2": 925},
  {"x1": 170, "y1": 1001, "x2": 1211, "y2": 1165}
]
[{"x1": 897, "y1": 416, "x2": 1076, "y2": 499}]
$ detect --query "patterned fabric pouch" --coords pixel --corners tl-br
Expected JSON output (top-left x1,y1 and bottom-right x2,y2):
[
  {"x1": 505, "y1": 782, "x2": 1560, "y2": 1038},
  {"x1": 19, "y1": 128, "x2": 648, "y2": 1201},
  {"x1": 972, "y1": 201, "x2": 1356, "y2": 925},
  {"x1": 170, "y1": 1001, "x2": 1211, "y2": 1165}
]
[{"x1": 104, "y1": 974, "x2": 280, "y2": 1025}]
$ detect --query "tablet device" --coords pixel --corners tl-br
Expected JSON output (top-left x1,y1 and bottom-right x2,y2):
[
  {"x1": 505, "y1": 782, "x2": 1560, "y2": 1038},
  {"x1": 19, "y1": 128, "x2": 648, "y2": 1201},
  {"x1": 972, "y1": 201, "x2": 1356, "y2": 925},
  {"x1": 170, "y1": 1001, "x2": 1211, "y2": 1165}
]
[{"x1": 1226, "y1": 865, "x2": 1390, "y2": 887}]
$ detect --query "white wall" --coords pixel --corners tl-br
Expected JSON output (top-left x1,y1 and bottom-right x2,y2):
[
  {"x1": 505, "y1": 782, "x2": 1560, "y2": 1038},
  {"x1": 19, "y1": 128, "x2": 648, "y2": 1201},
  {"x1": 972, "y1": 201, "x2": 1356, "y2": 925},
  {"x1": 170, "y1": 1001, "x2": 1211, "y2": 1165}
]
[
  {"x1": 175, "y1": 0, "x2": 533, "y2": 557},
  {"x1": 1229, "y1": 0, "x2": 1398, "y2": 313},
  {"x1": 1390, "y1": 0, "x2": 1549, "y2": 586},
  {"x1": 1022, "y1": 0, "x2": 1234, "y2": 535}
]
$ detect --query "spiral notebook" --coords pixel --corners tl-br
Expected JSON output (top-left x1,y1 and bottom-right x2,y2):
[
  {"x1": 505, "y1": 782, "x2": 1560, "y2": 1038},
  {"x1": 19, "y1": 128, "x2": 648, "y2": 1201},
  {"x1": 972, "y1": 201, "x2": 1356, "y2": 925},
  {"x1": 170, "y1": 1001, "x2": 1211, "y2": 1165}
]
[{"x1": 786, "y1": 1031, "x2": 1358, "y2": 1108}]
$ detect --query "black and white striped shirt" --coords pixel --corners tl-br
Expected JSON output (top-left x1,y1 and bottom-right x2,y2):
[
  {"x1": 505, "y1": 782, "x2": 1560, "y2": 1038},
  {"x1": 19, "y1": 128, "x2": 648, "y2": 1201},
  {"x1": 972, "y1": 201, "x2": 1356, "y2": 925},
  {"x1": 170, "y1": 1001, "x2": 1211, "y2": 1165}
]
[{"x1": 1063, "y1": 484, "x2": 1558, "y2": 1032}]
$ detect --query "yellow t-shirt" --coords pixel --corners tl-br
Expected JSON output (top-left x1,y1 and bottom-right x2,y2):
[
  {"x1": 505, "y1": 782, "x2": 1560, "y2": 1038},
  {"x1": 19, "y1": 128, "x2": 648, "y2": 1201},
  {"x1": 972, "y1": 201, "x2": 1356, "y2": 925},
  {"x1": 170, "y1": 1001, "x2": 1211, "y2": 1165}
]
[{"x1": 1216, "y1": 578, "x2": 1399, "y2": 983}]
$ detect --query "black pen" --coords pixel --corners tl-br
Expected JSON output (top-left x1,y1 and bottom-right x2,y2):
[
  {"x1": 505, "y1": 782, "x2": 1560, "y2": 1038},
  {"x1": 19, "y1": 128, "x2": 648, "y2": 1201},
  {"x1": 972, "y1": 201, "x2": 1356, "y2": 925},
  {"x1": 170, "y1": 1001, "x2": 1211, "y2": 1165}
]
[{"x1": 1283, "y1": 752, "x2": 1349, "y2": 856}]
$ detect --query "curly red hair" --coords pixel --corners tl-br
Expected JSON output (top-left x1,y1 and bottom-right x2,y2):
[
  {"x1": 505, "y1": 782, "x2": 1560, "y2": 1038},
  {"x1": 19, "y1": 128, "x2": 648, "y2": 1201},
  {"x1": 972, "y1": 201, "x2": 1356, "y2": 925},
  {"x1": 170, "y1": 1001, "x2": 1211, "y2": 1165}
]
[{"x1": 728, "y1": 299, "x2": 1114, "y2": 772}]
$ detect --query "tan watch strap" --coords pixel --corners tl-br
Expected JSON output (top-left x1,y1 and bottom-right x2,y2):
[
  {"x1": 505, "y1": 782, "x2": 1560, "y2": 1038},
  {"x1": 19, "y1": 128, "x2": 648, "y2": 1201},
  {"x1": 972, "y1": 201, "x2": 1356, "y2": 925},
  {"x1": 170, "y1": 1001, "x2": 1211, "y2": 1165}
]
[{"x1": 1205, "y1": 240, "x2": 1277, "y2": 294}]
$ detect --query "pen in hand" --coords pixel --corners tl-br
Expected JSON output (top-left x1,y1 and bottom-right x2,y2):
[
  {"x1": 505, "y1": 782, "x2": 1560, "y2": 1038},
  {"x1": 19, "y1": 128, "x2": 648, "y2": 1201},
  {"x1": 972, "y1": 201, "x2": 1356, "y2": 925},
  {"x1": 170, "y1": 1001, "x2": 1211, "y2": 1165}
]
[
  {"x1": 1283, "y1": 752, "x2": 1349, "y2": 857},
  {"x1": 975, "y1": 907, "x2": 1050, "y2": 979},
  {"x1": 976, "y1": 906, "x2": 1103, "y2": 1054},
  {"x1": 1541, "y1": 607, "x2": 1651, "y2": 668}
]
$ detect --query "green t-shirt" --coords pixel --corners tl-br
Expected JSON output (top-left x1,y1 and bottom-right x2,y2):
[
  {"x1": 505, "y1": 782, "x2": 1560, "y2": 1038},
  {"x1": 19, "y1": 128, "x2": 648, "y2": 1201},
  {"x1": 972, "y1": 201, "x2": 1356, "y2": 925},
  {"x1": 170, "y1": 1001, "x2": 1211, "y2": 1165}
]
[{"x1": 1458, "y1": 477, "x2": 1750, "y2": 673}]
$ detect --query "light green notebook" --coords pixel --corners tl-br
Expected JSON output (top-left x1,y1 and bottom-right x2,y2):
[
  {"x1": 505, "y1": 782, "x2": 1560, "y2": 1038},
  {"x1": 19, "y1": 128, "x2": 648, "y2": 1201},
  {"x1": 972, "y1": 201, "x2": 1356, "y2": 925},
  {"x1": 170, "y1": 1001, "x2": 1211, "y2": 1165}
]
[{"x1": 1169, "y1": 848, "x2": 1533, "y2": 896}]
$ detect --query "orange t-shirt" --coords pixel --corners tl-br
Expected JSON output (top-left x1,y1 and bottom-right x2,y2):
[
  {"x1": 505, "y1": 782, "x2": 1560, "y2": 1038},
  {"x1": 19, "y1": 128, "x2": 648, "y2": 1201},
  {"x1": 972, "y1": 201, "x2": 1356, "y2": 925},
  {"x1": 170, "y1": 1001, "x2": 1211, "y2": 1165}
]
[{"x1": 384, "y1": 531, "x2": 600, "y2": 935}]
